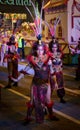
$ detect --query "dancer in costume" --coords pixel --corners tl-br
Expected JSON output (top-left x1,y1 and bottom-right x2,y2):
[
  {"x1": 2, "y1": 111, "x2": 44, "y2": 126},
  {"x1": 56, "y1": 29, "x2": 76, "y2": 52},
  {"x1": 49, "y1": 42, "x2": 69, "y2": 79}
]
[
  {"x1": 11, "y1": 0, "x2": 59, "y2": 124},
  {"x1": 12, "y1": 36, "x2": 59, "y2": 124},
  {"x1": 49, "y1": 38, "x2": 66, "y2": 103},
  {"x1": 26, "y1": 37, "x2": 59, "y2": 123},
  {"x1": 5, "y1": 35, "x2": 19, "y2": 88},
  {"x1": 46, "y1": 17, "x2": 66, "y2": 103}
]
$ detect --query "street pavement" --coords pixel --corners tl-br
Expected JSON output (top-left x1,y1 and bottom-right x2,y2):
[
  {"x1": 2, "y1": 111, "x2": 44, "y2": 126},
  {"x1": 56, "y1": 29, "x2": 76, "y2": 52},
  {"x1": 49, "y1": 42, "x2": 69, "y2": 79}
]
[{"x1": 0, "y1": 61, "x2": 80, "y2": 130}]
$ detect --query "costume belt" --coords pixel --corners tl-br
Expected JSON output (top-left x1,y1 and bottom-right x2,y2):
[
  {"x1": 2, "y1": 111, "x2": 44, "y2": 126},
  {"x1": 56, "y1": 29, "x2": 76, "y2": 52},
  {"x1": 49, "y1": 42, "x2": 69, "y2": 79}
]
[{"x1": 33, "y1": 77, "x2": 48, "y2": 86}]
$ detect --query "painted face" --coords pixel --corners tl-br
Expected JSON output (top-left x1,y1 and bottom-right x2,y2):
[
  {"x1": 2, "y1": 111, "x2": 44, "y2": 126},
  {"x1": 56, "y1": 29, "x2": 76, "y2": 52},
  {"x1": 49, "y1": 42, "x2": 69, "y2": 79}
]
[
  {"x1": 37, "y1": 45, "x2": 44, "y2": 57},
  {"x1": 52, "y1": 44, "x2": 57, "y2": 52}
]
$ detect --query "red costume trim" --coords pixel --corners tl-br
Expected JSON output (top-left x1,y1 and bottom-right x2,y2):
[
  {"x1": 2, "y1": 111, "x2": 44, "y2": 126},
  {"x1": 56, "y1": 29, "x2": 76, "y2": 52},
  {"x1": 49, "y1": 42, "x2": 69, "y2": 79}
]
[
  {"x1": 46, "y1": 101, "x2": 54, "y2": 108},
  {"x1": 27, "y1": 53, "x2": 50, "y2": 66},
  {"x1": 26, "y1": 102, "x2": 33, "y2": 108}
]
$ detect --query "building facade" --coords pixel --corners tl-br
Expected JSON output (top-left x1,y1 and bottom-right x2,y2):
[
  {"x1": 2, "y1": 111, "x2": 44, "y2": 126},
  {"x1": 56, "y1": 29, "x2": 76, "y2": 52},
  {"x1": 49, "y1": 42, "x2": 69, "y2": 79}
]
[{"x1": 44, "y1": 0, "x2": 80, "y2": 44}]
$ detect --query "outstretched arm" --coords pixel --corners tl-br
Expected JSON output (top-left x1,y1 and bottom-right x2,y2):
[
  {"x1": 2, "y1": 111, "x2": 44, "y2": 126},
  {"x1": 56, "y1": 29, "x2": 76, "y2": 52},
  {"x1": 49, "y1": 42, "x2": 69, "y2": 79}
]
[{"x1": 11, "y1": 73, "x2": 24, "y2": 82}]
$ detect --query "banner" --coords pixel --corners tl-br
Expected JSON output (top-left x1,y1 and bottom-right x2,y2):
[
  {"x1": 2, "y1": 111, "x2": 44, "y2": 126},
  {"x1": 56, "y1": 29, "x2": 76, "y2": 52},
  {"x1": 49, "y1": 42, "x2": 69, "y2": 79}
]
[{"x1": 0, "y1": 0, "x2": 31, "y2": 6}]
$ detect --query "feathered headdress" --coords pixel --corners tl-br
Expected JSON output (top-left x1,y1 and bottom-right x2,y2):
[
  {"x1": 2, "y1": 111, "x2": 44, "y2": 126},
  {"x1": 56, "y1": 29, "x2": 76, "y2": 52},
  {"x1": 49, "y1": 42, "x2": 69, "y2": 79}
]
[
  {"x1": 25, "y1": 0, "x2": 44, "y2": 41},
  {"x1": 45, "y1": 16, "x2": 60, "y2": 38}
]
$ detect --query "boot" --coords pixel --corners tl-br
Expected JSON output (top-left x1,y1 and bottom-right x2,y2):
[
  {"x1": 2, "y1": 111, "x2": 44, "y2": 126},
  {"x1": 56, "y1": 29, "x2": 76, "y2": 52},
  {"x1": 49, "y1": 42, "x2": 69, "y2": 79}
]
[
  {"x1": 5, "y1": 77, "x2": 12, "y2": 88},
  {"x1": 5, "y1": 84, "x2": 11, "y2": 88},
  {"x1": 60, "y1": 98, "x2": 66, "y2": 104},
  {"x1": 23, "y1": 102, "x2": 33, "y2": 125},
  {"x1": 12, "y1": 82, "x2": 18, "y2": 87},
  {"x1": 57, "y1": 88, "x2": 66, "y2": 103},
  {"x1": 46, "y1": 101, "x2": 59, "y2": 121}
]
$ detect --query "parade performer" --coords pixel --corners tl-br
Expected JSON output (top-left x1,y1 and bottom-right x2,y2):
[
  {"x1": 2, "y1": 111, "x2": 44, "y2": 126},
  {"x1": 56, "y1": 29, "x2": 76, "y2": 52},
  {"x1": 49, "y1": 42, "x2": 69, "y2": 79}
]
[
  {"x1": 5, "y1": 35, "x2": 19, "y2": 88},
  {"x1": 46, "y1": 17, "x2": 66, "y2": 103},
  {"x1": 12, "y1": 36, "x2": 59, "y2": 124},
  {"x1": 49, "y1": 38, "x2": 66, "y2": 103},
  {"x1": 11, "y1": 0, "x2": 59, "y2": 124}
]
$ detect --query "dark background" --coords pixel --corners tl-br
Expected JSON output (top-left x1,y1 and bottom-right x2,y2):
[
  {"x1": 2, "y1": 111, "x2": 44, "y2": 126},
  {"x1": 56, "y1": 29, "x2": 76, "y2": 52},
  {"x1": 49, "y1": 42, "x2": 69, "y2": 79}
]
[{"x1": 0, "y1": 0, "x2": 48, "y2": 21}]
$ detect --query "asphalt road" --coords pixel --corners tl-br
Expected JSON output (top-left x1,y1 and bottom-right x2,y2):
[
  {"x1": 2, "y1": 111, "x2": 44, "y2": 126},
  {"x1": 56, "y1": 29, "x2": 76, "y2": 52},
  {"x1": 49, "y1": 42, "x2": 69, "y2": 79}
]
[{"x1": 0, "y1": 64, "x2": 80, "y2": 130}]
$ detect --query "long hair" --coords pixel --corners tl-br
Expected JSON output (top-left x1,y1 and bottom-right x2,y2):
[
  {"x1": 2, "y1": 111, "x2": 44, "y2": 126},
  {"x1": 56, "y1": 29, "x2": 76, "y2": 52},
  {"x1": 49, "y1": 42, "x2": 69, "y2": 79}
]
[
  {"x1": 49, "y1": 39, "x2": 61, "y2": 53},
  {"x1": 31, "y1": 40, "x2": 47, "y2": 56}
]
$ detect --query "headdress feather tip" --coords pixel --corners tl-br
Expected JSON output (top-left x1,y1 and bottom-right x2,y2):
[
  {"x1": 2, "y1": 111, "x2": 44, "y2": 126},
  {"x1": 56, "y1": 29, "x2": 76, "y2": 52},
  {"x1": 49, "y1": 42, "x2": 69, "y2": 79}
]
[{"x1": 25, "y1": 0, "x2": 44, "y2": 41}]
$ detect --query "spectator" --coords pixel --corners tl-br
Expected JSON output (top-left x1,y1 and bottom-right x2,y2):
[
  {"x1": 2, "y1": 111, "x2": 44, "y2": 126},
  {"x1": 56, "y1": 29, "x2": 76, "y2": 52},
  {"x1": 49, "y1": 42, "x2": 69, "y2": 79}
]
[{"x1": 18, "y1": 34, "x2": 25, "y2": 61}]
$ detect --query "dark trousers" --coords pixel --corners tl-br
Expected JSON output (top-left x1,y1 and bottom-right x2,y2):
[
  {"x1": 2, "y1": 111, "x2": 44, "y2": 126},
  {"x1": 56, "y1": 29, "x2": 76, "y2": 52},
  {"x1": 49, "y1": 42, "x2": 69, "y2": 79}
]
[{"x1": 18, "y1": 48, "x2": 25, "y2": 59}]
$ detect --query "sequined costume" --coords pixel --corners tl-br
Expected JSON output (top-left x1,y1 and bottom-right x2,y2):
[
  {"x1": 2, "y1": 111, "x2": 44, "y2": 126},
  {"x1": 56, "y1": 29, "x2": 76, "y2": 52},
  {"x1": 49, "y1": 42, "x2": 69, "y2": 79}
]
[
  {"x1": 20, "y1": 40, "x2": 59, "y2": 124},
  {"x1": 27, "y1": 52, "x2": 51, "y2": 123},
  {"x1": 49, "y1": 40, "x2": 66, "y2": 103},
  {"x1": 20, "y1": 0, "x2": 59, "y2": 124},
  {"x1": 5, "y1": 36, "x2": 19, "y2": 88}
]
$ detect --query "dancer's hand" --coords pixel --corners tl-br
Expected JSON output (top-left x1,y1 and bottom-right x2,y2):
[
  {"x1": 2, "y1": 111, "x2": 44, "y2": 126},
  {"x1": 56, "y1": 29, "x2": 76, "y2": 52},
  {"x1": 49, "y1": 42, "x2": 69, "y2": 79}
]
[
  {"x1": 48, "y1": 59, "x2": 52, "y2": 66},
  {"x1": 11, "y1": 77, "x2": 18, "y2": 82}
]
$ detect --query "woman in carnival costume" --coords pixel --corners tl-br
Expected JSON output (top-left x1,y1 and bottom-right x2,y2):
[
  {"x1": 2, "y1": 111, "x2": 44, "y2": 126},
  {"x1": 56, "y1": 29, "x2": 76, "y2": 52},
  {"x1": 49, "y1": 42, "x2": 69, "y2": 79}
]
[
  {"x1": 47, "y1": 17, "x2": 66, "y2": 103},
  {"x1": 12, "y1": 0, "x2": 59, "y2": 124},
  {"x1": 25, "y1": 36, "x2": 60, "y2": 123},
  {"x1": 5, "y1": 35, "x2": 19, "y2": 88}
]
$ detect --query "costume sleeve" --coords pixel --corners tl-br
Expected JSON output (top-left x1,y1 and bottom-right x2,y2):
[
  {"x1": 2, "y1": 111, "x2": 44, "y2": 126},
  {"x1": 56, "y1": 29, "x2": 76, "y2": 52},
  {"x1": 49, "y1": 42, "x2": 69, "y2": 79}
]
[{"x1": 27, "y1": 55, "x2": 36, "y2": 65}]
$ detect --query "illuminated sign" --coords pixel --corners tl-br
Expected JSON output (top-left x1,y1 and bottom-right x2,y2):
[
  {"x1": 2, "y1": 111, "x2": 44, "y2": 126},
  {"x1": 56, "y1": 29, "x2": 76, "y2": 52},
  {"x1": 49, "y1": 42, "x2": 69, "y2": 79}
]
[{"x1": 0, "y1": 0, "x2": 31, "y2": 6}]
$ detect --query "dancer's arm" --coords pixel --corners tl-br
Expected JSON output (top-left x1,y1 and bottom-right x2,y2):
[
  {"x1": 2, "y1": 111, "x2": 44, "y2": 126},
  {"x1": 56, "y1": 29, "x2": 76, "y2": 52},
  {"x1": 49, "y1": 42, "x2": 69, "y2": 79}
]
[{"x1": 11, "y1": 73, "x2": 24, "y2": 82}]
